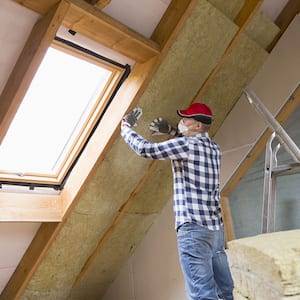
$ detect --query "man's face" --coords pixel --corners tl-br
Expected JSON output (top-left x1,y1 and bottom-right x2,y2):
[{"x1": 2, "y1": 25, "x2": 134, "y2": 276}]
[
  {"x1": 182, "y1": 118, "x2": 197, "y2": 127},
  {"x1": 178, "y1": 118, "x2": 200, "y2": 136}
]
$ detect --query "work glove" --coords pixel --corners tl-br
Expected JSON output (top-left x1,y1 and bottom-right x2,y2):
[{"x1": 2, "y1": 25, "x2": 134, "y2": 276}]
[
  {"x1": 122, "y1": 107, "x2": 143, "y2": 127},
  {"x1": 149, "y1": 117, "x2": 178, "y2": 136}
]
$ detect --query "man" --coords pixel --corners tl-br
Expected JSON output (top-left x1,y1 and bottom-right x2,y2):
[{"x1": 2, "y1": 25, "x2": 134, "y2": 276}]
[{"x1": 120, "y1": 103, "x2": 234, "y2": 300}]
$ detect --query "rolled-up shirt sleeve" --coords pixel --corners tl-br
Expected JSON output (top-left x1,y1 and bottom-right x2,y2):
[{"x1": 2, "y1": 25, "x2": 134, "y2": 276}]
[{"x1": 121, "y1": 126, "x2": 189, "y2": 160}]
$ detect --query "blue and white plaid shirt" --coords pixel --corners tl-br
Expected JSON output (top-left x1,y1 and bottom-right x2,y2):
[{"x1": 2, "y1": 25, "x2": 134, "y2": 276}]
[{"x1": 121, "y1": 126, "x2": 223, "y2": 231}]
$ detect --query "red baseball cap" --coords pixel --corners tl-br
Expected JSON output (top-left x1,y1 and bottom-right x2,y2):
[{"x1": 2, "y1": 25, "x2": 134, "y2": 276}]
[{"x1": 177, "y1": 103, "x2": 213, "y2": 124}]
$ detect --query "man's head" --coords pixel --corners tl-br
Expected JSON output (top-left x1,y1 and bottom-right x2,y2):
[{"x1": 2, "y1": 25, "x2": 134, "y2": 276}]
[{"x1": 177, "y1": 103, "x2": 213, "y2": 135}]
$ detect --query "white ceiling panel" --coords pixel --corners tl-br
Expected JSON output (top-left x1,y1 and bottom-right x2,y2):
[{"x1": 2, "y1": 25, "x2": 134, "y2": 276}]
[{"x1": 102, "y1": 0, "x2": 172, "y2": 37}]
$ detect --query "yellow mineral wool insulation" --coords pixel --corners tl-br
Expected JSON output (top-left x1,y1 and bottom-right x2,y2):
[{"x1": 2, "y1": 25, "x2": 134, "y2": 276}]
[{"x1": 228, "y1": 230, "x2": 300, "y2": 300}]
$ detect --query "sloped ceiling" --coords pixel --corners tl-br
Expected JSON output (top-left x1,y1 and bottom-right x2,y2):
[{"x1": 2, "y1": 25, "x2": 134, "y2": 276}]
[{"x1": 0, "y1": 0, "x2": 293, "y2": 299}]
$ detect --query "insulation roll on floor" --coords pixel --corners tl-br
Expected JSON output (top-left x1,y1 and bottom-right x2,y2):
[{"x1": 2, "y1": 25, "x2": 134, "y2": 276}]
[{"x1": 228, "y1": 230, "x2": 300, "y2": 300}]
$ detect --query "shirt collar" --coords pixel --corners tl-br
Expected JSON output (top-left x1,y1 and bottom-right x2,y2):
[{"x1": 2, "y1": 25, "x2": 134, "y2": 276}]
[{"x1": 195, "y1": 132, "x2": 209, "y2": 138}]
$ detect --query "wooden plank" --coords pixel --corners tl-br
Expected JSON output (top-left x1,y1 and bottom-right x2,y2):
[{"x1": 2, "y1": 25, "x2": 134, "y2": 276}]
[
  {"x1": 267, "y1": 0, "x2": 300, "y2": 52},
  {"x1": 63, "y1": 0, "x2": 160, "y2": 63},
  {"x1": 222, "y1": 85, "x2": 300, "y2": 196},
  {"x1": 94, "y1": 0, "x2": 111, "y2": 9},
  {"x1": 12, "y1": 0, "x2": 112, "y2": 14},
  {"x1": 274, "y1": 0, "x2": 300, "y2": 29},
  {"x1": 0, "y1": 0, "x2": 70, "y2": 144},
  {"x1": 220, "y1": 196, "x2": 236, "y2": 242},
  {"x1": 191, "y1": 0, "x2": 264, "y2": 102},
  {"x1": 0, "y1": 192, "x2": 61, "y2": 222},
  {"x1": 60, "y1": 56, "x2": 159, "y2": 215},
  {"x1": 234, "y1": 0, "x2": 264, "y2": 27},
  {"x1": 151, "y1": 0, "x2": 195, "y2": 48},
  {"x1": 12, "y1": 0, "x2": 60, "y2": 15},
  {"x1": 84, "y1": 0, "x2": 111, "y2": 8}
]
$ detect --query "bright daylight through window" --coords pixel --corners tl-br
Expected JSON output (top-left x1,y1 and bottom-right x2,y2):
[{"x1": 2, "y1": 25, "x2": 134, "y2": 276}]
[{"x1": 0, "y1": 43, "x2": 126, "y2": 188}]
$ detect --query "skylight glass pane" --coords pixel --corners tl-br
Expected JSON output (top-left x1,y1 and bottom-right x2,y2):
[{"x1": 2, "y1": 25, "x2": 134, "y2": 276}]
[{"x1": 0, "y1": 47, "x2": 111, "y2": 175}]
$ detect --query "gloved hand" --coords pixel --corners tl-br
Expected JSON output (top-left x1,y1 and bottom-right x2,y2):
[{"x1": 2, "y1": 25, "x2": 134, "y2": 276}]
[
  {"x1": 149, "y1": 117, "x2": 178, "y2": 136},
  {"x1": 122, "y1": 107, "x2": 143, "y2": 127}
]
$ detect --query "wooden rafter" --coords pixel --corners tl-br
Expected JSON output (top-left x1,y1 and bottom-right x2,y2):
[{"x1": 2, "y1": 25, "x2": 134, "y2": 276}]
[
  {"x1": 94, "y1": 0, "x2": 111, "y2": 9},
  {"x1": 12, "y1": 0, "x2": 61, "y2": 15},
  {"x1": 267, "y1": 0, "x2": 300, "y2": 52},
  {"x1": 12, "y1": 0, "x2": 112, "y2": 16},
  {"x1": 151, "y1": 0, "x2": 194, "y2": 48},
  {"x1": 234, "y1": 0, "x2": 264, "y2": 27},
  {"x1": 90, "y1": 0, "x2": 111, "y2": 9},
  {"x1": 221, "y1": 196, "x2": 236, "y2": 242},
  {"x1": 63, "y1": 0, "x2": 160, "y2": 62},
  {"x1": 0, "y1": 192, "x2": 61, "y2": 222}
]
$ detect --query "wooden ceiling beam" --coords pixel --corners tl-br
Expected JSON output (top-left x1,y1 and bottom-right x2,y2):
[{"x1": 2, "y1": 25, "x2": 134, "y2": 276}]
[
  {"x1": 151, "y1": 0, "x2": 195, "y2": 48},
  {"x1": 94, "y1": 0, "x2": 111, "y2": 9},
  {"x1": 12, "y1": 0, "x2": 61, "y2": 15},
  {"x1": 0, "y1": 192, "x2": 61, "y2": 222},
  {"x1": 63, "y1": 0, "x2": 160, "y2": 63},
  {"x1": 86, "y1": 0, "x2": 111, "y2": 9},
  {"x1": 12, "y1": 0, "x2": 112, "y2": 16},
  {"x1": 267, "y1": 0, "x2": 300, "y2": 52},
  {"x1": 234, "y1": 0, "x2": 264, "y2": 27}
]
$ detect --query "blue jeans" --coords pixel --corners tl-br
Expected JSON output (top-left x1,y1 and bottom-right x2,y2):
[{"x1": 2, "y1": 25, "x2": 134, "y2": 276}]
[{"x1": 177, "y1": 223, "x2": 234, "y2": 300}]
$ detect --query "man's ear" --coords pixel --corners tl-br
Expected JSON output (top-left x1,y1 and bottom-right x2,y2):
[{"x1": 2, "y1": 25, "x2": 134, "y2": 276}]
[{"x1": 196, "y1": 122, "x2": 203, "y2": 129}]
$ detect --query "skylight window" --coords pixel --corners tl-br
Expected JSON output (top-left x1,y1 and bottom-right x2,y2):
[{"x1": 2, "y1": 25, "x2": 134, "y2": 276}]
[{"x1": 0, "y1": 42, "x2": 128, "y2": 188}]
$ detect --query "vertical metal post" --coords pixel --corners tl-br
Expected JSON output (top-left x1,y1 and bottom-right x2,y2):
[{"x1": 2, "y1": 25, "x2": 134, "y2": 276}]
[
  {"x1": 269, "y1": 142, "x2": 280, "y2": 232},
  {"x1": 262, "y1": 133, "x2": 280, "y2": 233},
  {"x1": 262, "y1": 133, "x2": 273, "y2": 232}
]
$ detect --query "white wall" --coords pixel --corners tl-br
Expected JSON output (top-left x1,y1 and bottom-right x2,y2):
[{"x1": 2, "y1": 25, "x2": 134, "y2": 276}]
[
  {"x1": 103, "y1": 200, "x2": 186, "y2": 300},
  {"x1": 102, "y1": 15, "x2": 300, "y2": 300}
]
